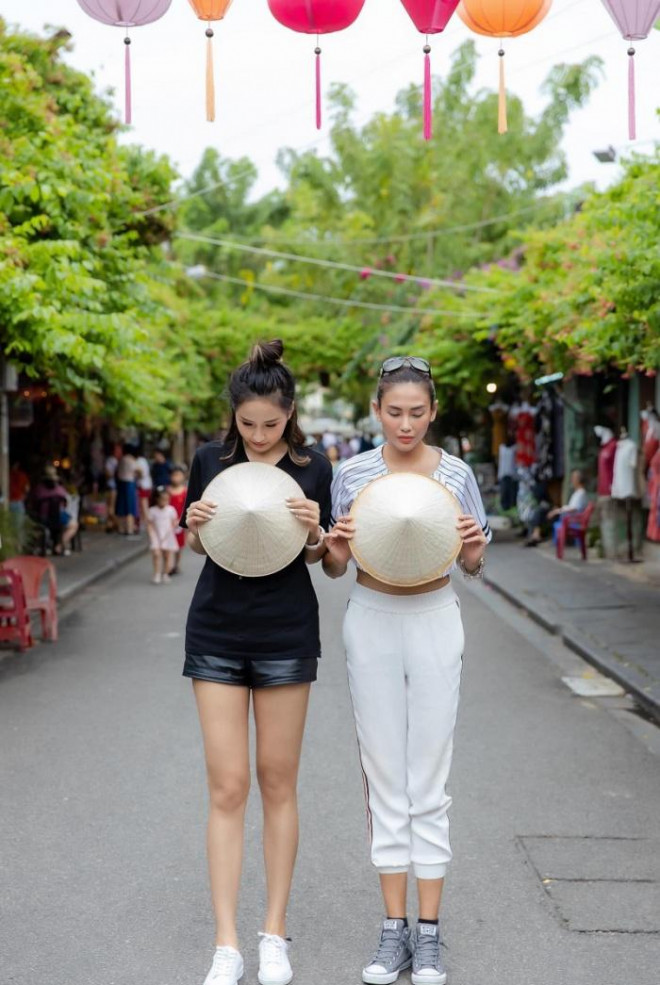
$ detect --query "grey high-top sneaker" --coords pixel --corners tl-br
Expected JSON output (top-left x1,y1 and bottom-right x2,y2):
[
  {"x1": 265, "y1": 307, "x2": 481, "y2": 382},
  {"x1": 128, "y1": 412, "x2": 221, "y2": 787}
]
[
  {"x1": 362, "y1": 918, "x2": 412, "y2": 984},
  {"x1": 411, "y1": 922, "x2": 447, "y2": 985}
]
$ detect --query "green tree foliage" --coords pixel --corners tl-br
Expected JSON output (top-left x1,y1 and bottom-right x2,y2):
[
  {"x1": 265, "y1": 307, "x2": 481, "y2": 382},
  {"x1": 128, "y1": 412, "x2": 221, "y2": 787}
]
[
  {"x1": 429, "y1": 148, "x2": 660, "y2": 384},
  {"x1": 0, "y1": 20, "x2": 179, "y2": 424},
  {"x1": 174, "y1": 42, "x2": 604, "y2": 419}
]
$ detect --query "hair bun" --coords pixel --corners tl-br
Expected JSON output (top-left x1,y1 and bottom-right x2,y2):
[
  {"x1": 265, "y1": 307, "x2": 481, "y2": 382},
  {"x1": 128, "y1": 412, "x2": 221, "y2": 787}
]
[{"x1": 249, "y1": 339, "x2": 284, "y2": 368}]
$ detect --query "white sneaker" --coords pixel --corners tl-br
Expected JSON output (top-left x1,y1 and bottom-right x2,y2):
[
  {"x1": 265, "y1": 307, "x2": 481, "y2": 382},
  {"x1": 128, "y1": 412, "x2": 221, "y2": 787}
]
[
  {"x1": 162, "y1": 572, "x2": 171, "y2": 583},
  {"x1": 203, "y1": 946, "x2": 244, "y2": 985},
  {"x1": 258, "y1": 933, "x2": 293, "y2": 985},
  {"x1": 152, "y1": 573, "x2": 162, "y2": 584}
]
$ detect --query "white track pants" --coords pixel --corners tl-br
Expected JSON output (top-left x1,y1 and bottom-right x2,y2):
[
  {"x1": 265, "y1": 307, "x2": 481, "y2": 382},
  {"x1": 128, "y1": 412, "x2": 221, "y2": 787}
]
[{"x1": 344, "y1": 583, "x2": 464, "y2": 880}]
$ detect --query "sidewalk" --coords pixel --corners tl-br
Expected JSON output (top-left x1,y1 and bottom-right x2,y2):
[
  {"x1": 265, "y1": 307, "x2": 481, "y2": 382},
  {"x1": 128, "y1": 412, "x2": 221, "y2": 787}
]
[
  {"x1": 49, "y1": 529, "x2": 149, "y2": 603},
  {"x1": 484, "y1": 534, "x2": 660, "y2": 722}
]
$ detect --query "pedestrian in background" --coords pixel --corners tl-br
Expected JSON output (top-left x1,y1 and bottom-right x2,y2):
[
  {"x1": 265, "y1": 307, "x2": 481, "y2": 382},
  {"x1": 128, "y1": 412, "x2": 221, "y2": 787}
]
[
  {"x1": 115, "y1": 444, "x2": 139, "y2": 537},
  {"x1": 104, "y1": 446, "x2": 119, "y2": 532},
  {"x1": 135, "y1": 449, "x2": 153, "y2": 530},
  {"x1": 182, "y1": 340, "x2": 331, "y2": 985},
  {"x1": 151, "y1": 448, "x2": 172, "y2": 489},
  {"x1": 147, "y1": 487, "x2": 178, "y2": 584},
  {"x1": 324, "y1": 355, "x2": 490, "y2": 985},
  {"x1": 9, "y1": 461, "x2": 30, "y2": 516},
  {"x1": 168, "y1": 464, "x2": 188, "y2": 575}
]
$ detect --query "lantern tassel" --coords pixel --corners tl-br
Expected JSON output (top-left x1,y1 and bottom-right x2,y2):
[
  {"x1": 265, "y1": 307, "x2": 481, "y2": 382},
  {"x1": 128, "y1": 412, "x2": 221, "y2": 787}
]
[
  {"x1": 423, "y1": 43, "x2": 432, "y2": 141},
  {"x1": 315, "y1": 44, "x2": 322, "y2": 130},
  {"x1": 628, "y1": 46, "x2": 636, "y2": 141},
  {"x1": 206, "y1": 28, "x2": 215, "y2": 123},
  {"x1": 498, "y1": 47, "x2": 507, "y2": 135},
  {"x1": 124, "y1": 36, "x2": 132, "y2": 125}
]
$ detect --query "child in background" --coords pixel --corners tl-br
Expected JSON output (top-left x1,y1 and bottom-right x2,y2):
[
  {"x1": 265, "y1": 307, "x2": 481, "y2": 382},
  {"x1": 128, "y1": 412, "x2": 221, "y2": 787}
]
[
  {"x1": 168, "y1": 465, "x2": 188, "y2": 575},
  {"x1": 147, "y1": 487, "x2": 179, "y2": 584}
]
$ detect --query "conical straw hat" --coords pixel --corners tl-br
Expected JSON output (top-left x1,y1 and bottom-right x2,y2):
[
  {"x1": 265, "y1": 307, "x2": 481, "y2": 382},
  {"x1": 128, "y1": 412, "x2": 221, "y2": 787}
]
[
  {"x1": 350, "y1": 472, "x2": 463, "y2": 587},
  {"x1": 199, "y1": 462, "x2": 308, "y2": 577}
]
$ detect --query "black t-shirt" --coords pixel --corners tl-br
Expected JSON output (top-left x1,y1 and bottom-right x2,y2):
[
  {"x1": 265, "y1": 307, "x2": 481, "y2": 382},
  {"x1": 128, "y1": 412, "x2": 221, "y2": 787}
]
[{"x1": 182, "y1": 441, "x2": 332, "y2": 661}]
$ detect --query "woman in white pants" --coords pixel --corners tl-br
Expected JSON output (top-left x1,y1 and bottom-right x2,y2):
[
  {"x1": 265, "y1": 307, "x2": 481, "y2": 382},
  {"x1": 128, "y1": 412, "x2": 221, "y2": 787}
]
[{"x1": 323, "y1": 357, "x2": 490, "y2": 985}]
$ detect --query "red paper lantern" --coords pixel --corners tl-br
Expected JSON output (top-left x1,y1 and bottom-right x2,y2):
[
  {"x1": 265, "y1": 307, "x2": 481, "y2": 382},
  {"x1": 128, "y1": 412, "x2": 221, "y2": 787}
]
[
  {"x1": 398, "y1": 1, "x2": 462, "y2": 139},
  {"x1": 267, "y1": 0, "x2": 366, "y2": 129}
]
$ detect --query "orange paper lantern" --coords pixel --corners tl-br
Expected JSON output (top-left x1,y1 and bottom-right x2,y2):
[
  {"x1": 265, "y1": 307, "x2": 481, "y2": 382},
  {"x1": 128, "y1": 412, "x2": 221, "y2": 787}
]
[
  {"x1": 187, "y1": 0, "x2": 234, "y2": 121},
  {"x1": 458, "y1": 0, "x2": 552, "y2": 133}
]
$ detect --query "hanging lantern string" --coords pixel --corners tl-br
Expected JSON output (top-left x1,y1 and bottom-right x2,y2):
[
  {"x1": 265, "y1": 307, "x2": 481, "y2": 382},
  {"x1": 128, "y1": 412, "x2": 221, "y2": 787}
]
[
  {"x1": 423, "y1": 36, "x2": 432, "y2": 142},
  {"x1": 498, "y1": 44, "x2": 507, "y2": 135},
  {"x1": 124, "y1": 33, "x2": 132, "y2": 125},
  {"x1": 627, "y1": 45, "x2": 636, "y2": 142},
  {"x1": 206, "y1": 25, "x2": 215, "y2": 123},
  {"x1": 315, "y1": 34, "x2": 322, "y2": 131}
]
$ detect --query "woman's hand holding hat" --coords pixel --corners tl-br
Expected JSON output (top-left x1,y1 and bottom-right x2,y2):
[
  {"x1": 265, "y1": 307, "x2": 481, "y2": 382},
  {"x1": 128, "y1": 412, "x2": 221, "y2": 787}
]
[
  {"x1": 325, "y1": 514, "x2": 355, "y2": 567},
  {"x1": 286, "y1": 496, "x2": 321, "y2": 543},
  {"x1": 186, "y1": 499, "x2": 217, "y2": 535},
  {"x1": 456, "y1": 513, "x2": 487, "y2": 572}
]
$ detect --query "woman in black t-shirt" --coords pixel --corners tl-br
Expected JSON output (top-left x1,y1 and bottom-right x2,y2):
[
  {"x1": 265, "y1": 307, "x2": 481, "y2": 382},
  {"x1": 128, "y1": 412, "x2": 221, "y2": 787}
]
[{"x1": 183, "y1": 341, "x2": 332, "y2": 985}]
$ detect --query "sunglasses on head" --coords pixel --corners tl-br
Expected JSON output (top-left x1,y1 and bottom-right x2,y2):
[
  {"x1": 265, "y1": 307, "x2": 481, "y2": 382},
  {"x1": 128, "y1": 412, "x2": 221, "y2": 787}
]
[{"x1": 379, "y1": 356, "x2": 432, "y2": 377}]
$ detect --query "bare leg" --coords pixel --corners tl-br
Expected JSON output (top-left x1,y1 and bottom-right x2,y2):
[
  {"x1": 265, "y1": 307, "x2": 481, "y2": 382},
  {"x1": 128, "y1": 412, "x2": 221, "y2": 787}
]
[
  {"x1": 380, "y1": 872, "x2": 408, "y2": 918},
  {"x1": 61, "y1": 521, "x2": 78, "y2": 550},
  {"x1": 417, "y1": 877, "x2": 444, "y2": 921},
  {"x1": 151, "y1": 549, "x2": 162, "y2": 579},
  {"x1": 194, "y1": 680, "x2": 251, "y2": 948},
  {"x1": 163, "y1": 550, "x2": 173, "y2": 575},
  {"x1": 254, "y1": 683, "x2": 311, "y2": 937},
  {"x1": 126, "y1": 512, "x2": 135, "y2": 535}
]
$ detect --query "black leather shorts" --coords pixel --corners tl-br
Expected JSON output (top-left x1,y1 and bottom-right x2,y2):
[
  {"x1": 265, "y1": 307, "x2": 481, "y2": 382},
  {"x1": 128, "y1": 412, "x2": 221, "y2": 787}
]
[{"x1": 183, "y1": 654, "x2": 318, "y2": 689}]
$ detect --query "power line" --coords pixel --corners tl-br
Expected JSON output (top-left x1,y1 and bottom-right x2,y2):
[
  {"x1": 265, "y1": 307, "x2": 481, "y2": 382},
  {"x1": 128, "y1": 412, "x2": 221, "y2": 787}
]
[
  {"x1": 176, "y1": 232, "x2": 499, "y2": 293},
  {"x1": 195, "y1": 269, "x2": 479, "y2": 318}
]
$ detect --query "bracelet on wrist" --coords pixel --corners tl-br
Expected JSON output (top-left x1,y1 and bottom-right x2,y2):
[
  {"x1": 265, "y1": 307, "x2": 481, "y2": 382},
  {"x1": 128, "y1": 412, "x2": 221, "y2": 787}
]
[
  {"x1": 305, "y1": 526, "x2": 325, "y2": 550},
  {"x1": 459, "y1": 554, "x2": 485, "y2": 579}
]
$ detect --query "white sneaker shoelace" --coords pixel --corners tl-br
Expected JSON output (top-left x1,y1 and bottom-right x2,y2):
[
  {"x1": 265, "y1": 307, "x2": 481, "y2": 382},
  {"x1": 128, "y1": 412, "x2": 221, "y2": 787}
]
[
  {"x1": 258, "y1": 933, "x2": 292, "y2": 984},
  {"x1": 207, "y1": 946, "x2": 243, "y2": 983}
]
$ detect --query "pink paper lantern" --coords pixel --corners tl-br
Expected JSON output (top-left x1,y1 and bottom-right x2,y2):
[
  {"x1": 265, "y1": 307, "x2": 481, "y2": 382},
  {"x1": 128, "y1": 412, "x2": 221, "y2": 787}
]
[
  {"x1": 77, "y1": 0, "x2": 172, "y2": 123},
  {"x1": 398, "y1": 1, "x2": 461, "y2": 140},
  {"x1": 600, "y1": 0, "x2": 660, "y2": 138},
  {"x1": 267, "y1": 0, "x2": 366, "y2": 128}
]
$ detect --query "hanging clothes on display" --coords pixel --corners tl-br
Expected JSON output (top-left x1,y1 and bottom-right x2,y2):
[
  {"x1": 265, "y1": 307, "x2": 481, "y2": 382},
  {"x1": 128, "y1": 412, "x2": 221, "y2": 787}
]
[
  {"x1": 513, "y1": 400, "x2": 537, "y2": 468},
  {"x1": 647, "y1": 448, "x2": 660, "y2": 542},
  {"x1": 594, "y1": 426, "x2": 617, "y2": 496},
  {"x1": 611, "y1": 433, "x2": 639, "y2": 499},
  {"x1": 642, "y1": 409, "x2": 660, "y2": 472},
  {"x1": 535, "y1": 388, "x2": 564, "y2": 482}
]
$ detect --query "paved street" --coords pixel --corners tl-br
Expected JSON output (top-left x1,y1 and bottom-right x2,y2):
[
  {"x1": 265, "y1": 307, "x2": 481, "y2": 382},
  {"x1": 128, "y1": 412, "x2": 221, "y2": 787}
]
[{"x1": 1, "y1": 553, "x2": 659, "y2": 985}]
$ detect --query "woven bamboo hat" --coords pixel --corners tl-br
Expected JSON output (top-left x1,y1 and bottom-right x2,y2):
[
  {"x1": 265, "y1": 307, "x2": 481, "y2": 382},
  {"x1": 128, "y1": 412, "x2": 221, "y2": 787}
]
[
  {"x1": 349, "y1": 472, "x2": 462, "y2": 587},
  {"x1": 199, "y1": 462, "x2": 308, "y2": 577}
]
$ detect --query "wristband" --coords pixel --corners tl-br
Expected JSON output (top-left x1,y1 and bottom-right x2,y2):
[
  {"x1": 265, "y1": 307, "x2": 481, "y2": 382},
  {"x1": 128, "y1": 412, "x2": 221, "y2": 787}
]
[
  {"x1": 459, "y1": 554, "x2": 485, "y2": 579},
  {"x1": 305, "y1": 526, "x2": 325, "y2": 550}
]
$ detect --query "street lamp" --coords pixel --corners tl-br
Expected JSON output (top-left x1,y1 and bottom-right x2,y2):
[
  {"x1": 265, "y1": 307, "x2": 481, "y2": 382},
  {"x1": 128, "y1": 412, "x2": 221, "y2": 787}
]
[{"x1": 486, "y1": 382, "x2": 497, "y2": 394}]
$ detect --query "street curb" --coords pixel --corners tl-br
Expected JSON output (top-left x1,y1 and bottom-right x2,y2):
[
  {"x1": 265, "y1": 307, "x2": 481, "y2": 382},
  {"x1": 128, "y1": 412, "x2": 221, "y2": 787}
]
[
  {"x1": 57, "y1": 543, "x2": 149, "y2": 604},
  {"x1": 483, "y1": 572, "x2": 660, "y2": 725}
]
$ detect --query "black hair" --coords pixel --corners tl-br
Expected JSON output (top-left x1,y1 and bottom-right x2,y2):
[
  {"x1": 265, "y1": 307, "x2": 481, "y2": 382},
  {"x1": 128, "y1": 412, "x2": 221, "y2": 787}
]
[
  {"x1": 221, "y1": 340, "x2": 309, "y2": 466},
  {"x1": 376, "y1": 362, "x2": 437, "y2": 407}
]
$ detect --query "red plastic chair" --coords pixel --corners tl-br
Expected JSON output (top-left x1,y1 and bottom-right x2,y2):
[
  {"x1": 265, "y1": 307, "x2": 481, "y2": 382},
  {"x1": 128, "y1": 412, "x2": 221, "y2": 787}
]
[
  {"x1": 556, "y1": 501, "x2": 595, "y2": 561},
  {"x1": 0, "y1": 568, "x2": 34, "y2": 652},
  {"x1": 1, "y1": 557, "x2": 58, "y2": 641}
]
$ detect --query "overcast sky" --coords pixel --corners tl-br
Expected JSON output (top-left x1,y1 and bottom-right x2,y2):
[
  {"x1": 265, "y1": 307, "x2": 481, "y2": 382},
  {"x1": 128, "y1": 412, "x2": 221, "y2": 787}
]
[{"x1": 2, "y1": 0, "x2": 659, "y2": 199}]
